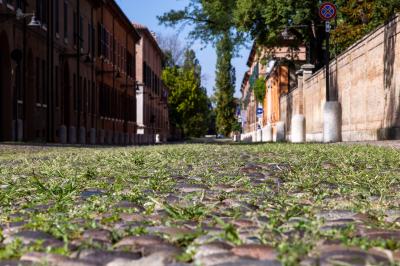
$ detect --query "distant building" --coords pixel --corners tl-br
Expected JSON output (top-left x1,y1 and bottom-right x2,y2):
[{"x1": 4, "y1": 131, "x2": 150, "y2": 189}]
[
  {"x1": 134, "y1": 23, "x2": 169, "y2": 144},
  {"x1": 96, "y1": 1, "x2": 140, "y2": 145},
  {"x1": 0, "y1": 0, "x2": 174, "y2": 145},
  {"x1": 240, "y1": 35, "x2": 306, "y2": 141}
]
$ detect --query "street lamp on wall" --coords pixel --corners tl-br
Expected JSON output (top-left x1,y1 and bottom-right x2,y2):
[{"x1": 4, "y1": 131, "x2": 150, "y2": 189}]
[
  {"x1": 16, "y1": 10, "x2": 41, "y2": 27},
  {"x1": 0, "y1": 9, "x2": 41, "y2": 27},
  {"x1": 27, "y1": 15, "x2": 40, "y2": 27}
]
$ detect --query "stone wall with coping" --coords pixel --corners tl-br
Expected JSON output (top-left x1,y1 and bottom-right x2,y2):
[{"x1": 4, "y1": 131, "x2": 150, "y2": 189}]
[{"x1": 281, "y1": 14, "x2": 400, "y2": 142}]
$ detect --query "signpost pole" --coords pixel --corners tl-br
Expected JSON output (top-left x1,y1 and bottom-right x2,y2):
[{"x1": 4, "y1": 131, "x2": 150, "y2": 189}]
[
  {"x1": 319, "y1": 2, "x2": 336, "y2": 101},
  {"x1": 325, "y1": 21, "x2": 330, "y2": 102},
  {"x1": 319, "y1": 2, "x2": 341, "y2": 143}
]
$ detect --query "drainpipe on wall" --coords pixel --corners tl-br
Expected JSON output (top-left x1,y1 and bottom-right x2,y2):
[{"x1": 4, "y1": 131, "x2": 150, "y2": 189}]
[
  {"x1": 76, "y1": 0, "x2": 81, "y2": 144},
  {"x1": 46, "y1": 0, "x2": 52, "y2": 143},
  {"x1": 124, "y1": 30, "x2": 128, "y2": 145},
  {"x1": 112, "y1": 17, "x2": 115, "y2": 144},
  {"x1": 91, "y1": 6, "x2": 96, "y2": 144},
  {"x1": 22, "y1": 7, "x2": 27, "y2": 141}
]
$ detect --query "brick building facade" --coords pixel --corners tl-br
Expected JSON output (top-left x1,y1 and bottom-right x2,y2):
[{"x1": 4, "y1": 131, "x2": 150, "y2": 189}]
[
  {"x1": 134, "y1": 23, "x2": 169, "y2": 144},
  {"x1": 0, "y1": 0, "x2": 143, "y2": 144},
  {"x1": 96, "y1": 2, "x2": 140, "y2": 145}
]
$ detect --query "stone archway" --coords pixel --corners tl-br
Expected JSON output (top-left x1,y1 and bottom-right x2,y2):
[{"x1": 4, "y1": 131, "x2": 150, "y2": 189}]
[{"x1": 0, "y1": 31, "x2": 12, "y2": 141}]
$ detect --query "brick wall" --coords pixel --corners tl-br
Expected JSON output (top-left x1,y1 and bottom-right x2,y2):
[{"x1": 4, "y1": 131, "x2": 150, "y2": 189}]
[{"x1": 281, "y1": 15, "x2": 400, "y2": 141}]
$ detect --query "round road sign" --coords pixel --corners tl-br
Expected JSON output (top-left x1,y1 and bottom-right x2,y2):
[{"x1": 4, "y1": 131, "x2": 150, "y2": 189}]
[{"x1": 319, "y1": 2, "x2": 337, "y2": 21}]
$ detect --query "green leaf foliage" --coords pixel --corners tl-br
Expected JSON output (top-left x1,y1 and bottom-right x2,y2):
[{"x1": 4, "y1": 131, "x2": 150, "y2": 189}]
[
  {"x1": 234, "y1": 0, "x2": 324, "y2": 66},
  {"x1": 158, "y1": 0, "x2": 244, "y2": 137},
  {"x1": 158, "y1": 0, "x2": 245, "y2": 48},
  {"x1": 162, "y1": 50, "x2": 211, "y2": 138},
  {"x1": 253, "y1": 77, "x2": 266, "y2": 103},
  {"x1": 332, "y1": 0, "x2": 400, "y2": 54},
  {"x1": 233, "y1": 0, "x2": 400, "y2": 64},
  {"x1": 215, "y1": 34, "x2": 237, "y2": 136}
]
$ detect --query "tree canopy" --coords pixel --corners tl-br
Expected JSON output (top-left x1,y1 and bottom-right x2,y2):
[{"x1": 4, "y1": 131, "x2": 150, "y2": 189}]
[
  {"x1": 162, "y1": 50, "x2": 211, "y2": 138},
  {"x1": 332, "y1": 0, "x2": 400, "y2": 53},
  {"x1": 158, "y1": 0, "x2": 400, "y2": 137},
  {"x1": 159, "y1": 0, "x2": 241, "y2": 136},
  {"x1": 158, "y1": 0, "x2": 245, "y2": 47},
  {"x1": 234, "y1": 0, "x2": 400, "y2": 64},
  {"x1": 215, "y1": 33, "x2": 237, "y2": 136},
  {"x1": 156, "y1": 33, "x2": 187, "y2": 67},
  {"x1": 234, "y1": 0, "x2": 326, "y2": 67}
]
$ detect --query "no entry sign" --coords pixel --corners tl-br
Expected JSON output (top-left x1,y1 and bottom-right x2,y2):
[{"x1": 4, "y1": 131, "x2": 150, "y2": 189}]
[{"x1": 319, "y1": 2, "x2": 337, "y2": 21}]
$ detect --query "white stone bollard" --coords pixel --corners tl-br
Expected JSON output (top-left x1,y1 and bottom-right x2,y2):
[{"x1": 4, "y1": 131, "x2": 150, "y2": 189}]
[
  {"x1": 276, "y1": 121, "x2": 286, "y2": 142},
  {"x1": 256, "y1": 130, "x2": 262, "y2": 142},
  {"x1": 12, "y1": 120, "x2": 23, "y2": 141},
  {"x1": 113, "y1": 132, "x2": 118, "y2": 145},
  {"x1": 114, "y1": 132, "x2": 121, "y2": 145},
  {"x1": 323, "y1": 101, "x2": 342, "y2": 143},
  {"x1": 17, "y1": 119, "x2": 23, "y2": 141},
  {"x1": 99, "y1": 130, "x2": 105, "y2": 144},
  {"x1": 90, "y1": 128, "x2": 96, "y2": 145},
  {"x1": 68, "y1": 126, "x2": 77, "y2": 144},
  {"x1": 113, "y1": 132, "x2": 119, "y2": 145},
  {"x1": 106, "y1": 131, "x2": 113, "y2": 145},
  {"x1": 262, "y1": 125, "x2": 273, "y2": 142},
  {"x1": 117, "y1": 132, "x2": 123, "y2": 145},
  {"x1": 291, "y1": 114, "x2": 306, "y2": 143},
  {"x1": 59, "y1": 125, "x2": 67, "y2": 144},
  {"x1": 252, "y1": 131, "x2": 257, "y2": 142},
  {"x1": 124, "y1": 133, "x2": 129, "y2": 145},
  {"x1": 130, "y1": 133, "x2": 135, "y2": 145},
  {"x1": 119, "y1": 133, "x2": 122, "y2": 144},
  {"x1": 79, "y1": 127, "x2": 86, "y2": 145}
]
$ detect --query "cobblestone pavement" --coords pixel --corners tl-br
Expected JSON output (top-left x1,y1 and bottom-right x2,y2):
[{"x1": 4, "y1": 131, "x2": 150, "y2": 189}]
[
  {"x1": 338, "y1": 140, "x2": 400, "y2": 150},
  {"x1": 0, "y1": 143, "x2": 400, "y2": 265}
]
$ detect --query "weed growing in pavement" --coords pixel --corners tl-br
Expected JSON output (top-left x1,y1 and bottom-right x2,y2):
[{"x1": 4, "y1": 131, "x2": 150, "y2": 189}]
[{"x1": 0, "y1": 143, "x2": 399, "y2": 265}]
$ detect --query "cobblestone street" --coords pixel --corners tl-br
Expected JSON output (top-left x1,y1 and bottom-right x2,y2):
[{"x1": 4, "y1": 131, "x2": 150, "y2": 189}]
[{"x1": 0, "y1": 143, "x2": 400, "y2": 265}]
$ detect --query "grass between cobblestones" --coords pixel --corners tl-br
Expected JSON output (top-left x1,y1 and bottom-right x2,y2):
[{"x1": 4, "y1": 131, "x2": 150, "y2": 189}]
[{"x1": 0, "y1": 143, "x2": 400, "y2": 265}]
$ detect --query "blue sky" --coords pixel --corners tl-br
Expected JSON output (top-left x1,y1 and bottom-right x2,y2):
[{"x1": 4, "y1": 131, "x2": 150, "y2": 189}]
[{"x1": 115, "y1": 0, "x2": 250, "y2": 98}]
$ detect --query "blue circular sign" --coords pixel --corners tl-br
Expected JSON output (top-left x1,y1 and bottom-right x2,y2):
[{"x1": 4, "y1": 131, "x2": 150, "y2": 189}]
[{"x1": 319, "y1": 2, "x2": 337, "y2": 21}]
